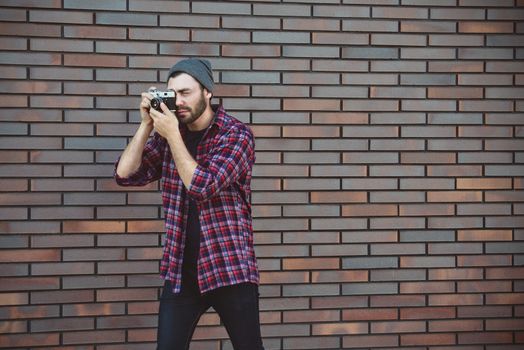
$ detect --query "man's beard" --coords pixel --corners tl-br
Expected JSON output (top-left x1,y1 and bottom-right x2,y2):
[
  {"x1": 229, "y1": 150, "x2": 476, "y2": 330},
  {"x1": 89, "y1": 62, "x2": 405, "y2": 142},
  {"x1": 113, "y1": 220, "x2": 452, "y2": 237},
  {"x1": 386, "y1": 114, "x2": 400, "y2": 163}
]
[{"x1": 176, "y1": 90, "x2": 207, "y2": 125}]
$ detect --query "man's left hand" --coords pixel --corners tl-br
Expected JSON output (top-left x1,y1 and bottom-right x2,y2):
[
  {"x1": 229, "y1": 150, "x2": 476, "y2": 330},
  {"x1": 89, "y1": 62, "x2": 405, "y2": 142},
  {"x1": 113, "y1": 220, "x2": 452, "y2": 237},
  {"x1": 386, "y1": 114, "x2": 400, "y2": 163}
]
[{"x1": 149, "y1": 103, "x2": 179, "y2": 139}]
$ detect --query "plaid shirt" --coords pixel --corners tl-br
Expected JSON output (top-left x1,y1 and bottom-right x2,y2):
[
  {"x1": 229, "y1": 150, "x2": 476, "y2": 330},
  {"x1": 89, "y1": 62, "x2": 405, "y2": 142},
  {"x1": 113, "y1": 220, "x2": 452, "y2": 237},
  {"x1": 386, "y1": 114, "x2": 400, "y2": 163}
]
[{"x1": 115, "y1": 105, "x2": 259, "y2": 294}]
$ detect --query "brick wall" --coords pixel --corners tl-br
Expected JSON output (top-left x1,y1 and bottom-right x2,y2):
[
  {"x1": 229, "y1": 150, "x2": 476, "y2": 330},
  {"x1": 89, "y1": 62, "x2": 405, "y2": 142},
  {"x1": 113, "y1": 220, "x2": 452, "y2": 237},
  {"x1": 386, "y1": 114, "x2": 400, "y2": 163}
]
[{"x1": 1, "y1": 0, "x2": 523, "y2": 349}]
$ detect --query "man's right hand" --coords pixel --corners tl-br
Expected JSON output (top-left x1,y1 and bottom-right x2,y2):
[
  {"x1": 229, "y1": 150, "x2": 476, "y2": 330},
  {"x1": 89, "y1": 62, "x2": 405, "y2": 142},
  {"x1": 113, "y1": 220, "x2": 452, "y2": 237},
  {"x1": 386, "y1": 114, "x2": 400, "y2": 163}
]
[
  {"x1": 116, "y1": 87, "x2": 158, "y2": 178},
  {"x1": 140, "y1": 86, "x2": 156, "y2": 126}
]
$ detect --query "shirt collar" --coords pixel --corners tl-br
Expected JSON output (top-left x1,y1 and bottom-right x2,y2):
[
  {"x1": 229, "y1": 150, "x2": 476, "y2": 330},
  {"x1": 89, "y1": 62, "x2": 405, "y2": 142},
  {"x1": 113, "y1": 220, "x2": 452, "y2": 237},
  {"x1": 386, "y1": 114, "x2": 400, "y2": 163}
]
[
  {"x1": 179, "y1": 104, "x2": 226, "y2": 136},
  {"x1": 210, "y1": 104, "x2": 226, "y2": 130}
]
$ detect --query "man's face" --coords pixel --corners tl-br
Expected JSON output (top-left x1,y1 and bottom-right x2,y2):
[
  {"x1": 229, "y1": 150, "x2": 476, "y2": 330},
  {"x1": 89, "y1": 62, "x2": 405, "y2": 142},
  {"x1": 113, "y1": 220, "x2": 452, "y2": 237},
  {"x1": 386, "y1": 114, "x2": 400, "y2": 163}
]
[{"x1": 167, "y1": 73, "x2": 211, "y2": 126}]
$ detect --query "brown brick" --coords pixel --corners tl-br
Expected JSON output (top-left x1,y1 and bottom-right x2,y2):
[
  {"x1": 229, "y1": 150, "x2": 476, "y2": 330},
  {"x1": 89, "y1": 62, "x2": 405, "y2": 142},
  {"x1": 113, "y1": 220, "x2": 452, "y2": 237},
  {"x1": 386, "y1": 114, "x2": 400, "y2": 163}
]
[
  {"x1": 343, "y1": 308, "x2": 397, "y2": 323},
  {"x1": 63, "y1": 54, "x2": 126, "y2": 67},
  {"x1": 0, "y1": 66, "x2": 27, "y2": 79},
  {"x1": 401, "y1": 20, "x2": 456, "y2": 33},
  {"x1": 458, "y1": 254, "x2": 512, "y2": 268},
  {"x1": 486, "y1": 318, "x2": 524, "y2": 331},
  {"x1": 343, "y1": 178, "x2": 396, "y2": 191},
  {"x1": 402, "y1": 48, "x2": 456, "y2": 60},
  {"x1": 63, "y1": 302, "x2": 125, "y2": 317},
  {"x1": 97, "y1": 261, "x2": 158, "y2": 274},
  {"x1": 222, "y1": 16, "x2": 279, "y2": 30},
  {"x1": 432, "y1": 8, "x2": 485, "y2": 20},
  {"x1": 343, "y1": 334, "x2": 398, "y2": 348},
  {"x1": 371, "y1": 320, "x2": 426, "y2": 334},
  {"x1": 129, "y1": 0, "x2": 188, "y2": 12},
  {"x1": 313, "y1": 32, "x2": 368, "y2": 47},
  {"x1": 459, "y1": 126, "x2": 513, "y2": 137},
  {"x1": 0, "y1": 95, "x2": 26, "y2": 108},
  {"x1": 458, "y1": 331, "x2": 513, "y2": 345},
  {"x1": 62, "y1": 329, "x2": 125, "y2": 345},
  {"x1": 97, "y1": 287, "x2": 157, "y2": 303},
  {"x1": 371, "y1": 139, "x2": 425, "y2": 151},
  {"x1": 344, "y1": 73, "x2": 398, "y2": 86},
  {"x1": 401, "y1": 333, "x2": 456, "y2": 346},
  {"x1": 458, "y1": 230, "x2": 512, "y2": 241},
  {"x1": 30, "y1": 9, "x2": 92, "y2": 24},
  {"x1": 312, "y1": 270, "x2": 368, "y2": 284},
  {"x1": 371, "y1": 61, "x2": 426, "y2": 74},
  {"x1": 31, "y1": 263, "x2": 95, "y2": 276},
  {"x1": 343, "y1": 152, "x2": 398, "y2": 164},
  {"x1": 403, "y1": 99, "x2": 457, "y2": 112},
  {"x1": 373, "y1": 6, "x2": 428, "y2": 19},
  {"x1": 461, "y1": 100, "x2": 513, "y2": 112},
  {"x1": 372, "y1": 33, "x2": 426, "y2": 47},
  {"x1": 488, "y1": 7, "x2": 524, "y2": 19},
  {"x1": 371, "y1": 191, "x2": 425, "y2": 204},
  {"x1": 283, "y1": 336, "x2": 340, "y2": 349},
  {"x1": 0, "y1": 292, "x2": 28, "y2": 306},
  {"x1": 458, "y1": 280, "x2": 511, "y2": 293},
  {"x1": 486, "y1": 292, "x2": 524, "y2": 306},
  {"x1": 457, "y1": 178, "x2": 512, "y2": 190},
  {"x1": 311, "y1": 218, "x2": 367, "y2": 231},
  {"x1": 313, "y1": 321, "x2": 367, "y2": 336},
  {"x1": 0, "y1": 333, "x2": 60, "y2": 348},
  {"x1": 31, "y1": 316, "x2": 94, "y2": 332},
  {"x1": 285, "y1": 18, "x2": 340, "y2": 31},
  {"x1": 0, "y1": 277, "x2": 59, "y2": 291},
  {"x1": 311, "y1": 191, "x2": 367, "y2": 204},
  {"x1": 283, "y1": 99, "x2": 340, "y2": 111},
  {"x1": 0, "y1": 8, "x2": 27, "y2": 21},
  {"x1": 283, "y1": 309, "x2": 339, "y2": 323},
  {"x1": 314, "y1": 5, "x2": 370, "y2": 18},
  {"x1": 400, "y1": 306, "x2": 456, "y2": 320},
  {"x1": 430, "y1": 294, "x2": 484, "y2": 306},
  {"x1": 0, "y1": 249, "x2": 60, "y2": 263},
  {"x1": 0, "y1": 123, "x2": 28, "y2": 137},
  {"x1": 400, "y1": 152, "x2": 456, "y2": 164},
  {"x1": 429, "y1": 268, "x2": 483, "y2": 281},
  {"x1": 430, "y1": 34, "x2": 485, "y2": 47},
  {"x1": 260, "y1": 271, "x2": 308, "y2": 285},
  {"x1": 344, "y1": 99, "x2": 400, "y2": 112},
  {"x1": 0, "y1": 22, "x2": 61, "y2": 37},
  {"x1": 343, "y1": 204, "x2": 397, "y2": 217},
  {"x1": 428, "y1": 165, "x2": 483, "y2": 176},
  {"x1": 311, "y1": 296, "x2": 366, "y2": 310}
]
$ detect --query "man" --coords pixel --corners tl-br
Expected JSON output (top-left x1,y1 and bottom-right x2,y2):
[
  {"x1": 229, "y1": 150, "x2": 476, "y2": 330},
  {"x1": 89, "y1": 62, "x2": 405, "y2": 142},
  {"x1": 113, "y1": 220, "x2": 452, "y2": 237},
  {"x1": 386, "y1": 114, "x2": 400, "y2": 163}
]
[{"x1": 114, "y1": 58, "x2": 264, "y2": 350}]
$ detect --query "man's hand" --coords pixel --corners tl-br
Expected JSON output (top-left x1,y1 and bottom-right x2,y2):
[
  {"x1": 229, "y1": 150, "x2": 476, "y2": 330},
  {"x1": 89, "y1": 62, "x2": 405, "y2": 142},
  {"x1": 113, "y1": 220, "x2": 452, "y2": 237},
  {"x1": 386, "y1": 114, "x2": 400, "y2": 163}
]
[
  {"x1": 140, "y1": 87, "x2": 156, "y2": 126},
  {"x1": 149, "y1": 102, "x2": 180, "y2": 140},
  {"x1": 150, "y1": 102, "x2": 196, "y2": 188}
]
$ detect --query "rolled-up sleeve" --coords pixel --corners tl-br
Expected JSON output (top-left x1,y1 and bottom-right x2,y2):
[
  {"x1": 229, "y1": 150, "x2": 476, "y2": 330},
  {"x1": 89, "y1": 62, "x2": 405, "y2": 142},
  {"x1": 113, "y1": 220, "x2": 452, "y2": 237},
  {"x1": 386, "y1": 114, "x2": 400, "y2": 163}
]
[
  {"x1": 114, "y1": 132, "x2": 165, "y2": 186},
  {"x1": 187, "y1": 127, "x2": 254, "y2": 202}
]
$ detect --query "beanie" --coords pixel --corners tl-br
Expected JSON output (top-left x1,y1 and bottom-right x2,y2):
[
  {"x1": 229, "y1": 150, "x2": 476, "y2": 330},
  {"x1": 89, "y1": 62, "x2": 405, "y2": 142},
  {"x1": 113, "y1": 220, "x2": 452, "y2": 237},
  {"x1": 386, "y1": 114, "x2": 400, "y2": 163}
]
[{"x1": 167, "y1": 58, "x2": 214, "y2": 92}]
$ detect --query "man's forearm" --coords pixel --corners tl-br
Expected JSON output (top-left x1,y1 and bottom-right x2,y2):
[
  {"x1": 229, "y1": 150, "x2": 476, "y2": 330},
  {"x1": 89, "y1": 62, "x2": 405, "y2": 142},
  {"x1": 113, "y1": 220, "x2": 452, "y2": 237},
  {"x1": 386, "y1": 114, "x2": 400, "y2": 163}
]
[
  {"x1": 166, "y1": 131, "x2": 197, "y2": 189},
  {"x1": 116, "y1": 122, "x2": 154, "y2": 178}
]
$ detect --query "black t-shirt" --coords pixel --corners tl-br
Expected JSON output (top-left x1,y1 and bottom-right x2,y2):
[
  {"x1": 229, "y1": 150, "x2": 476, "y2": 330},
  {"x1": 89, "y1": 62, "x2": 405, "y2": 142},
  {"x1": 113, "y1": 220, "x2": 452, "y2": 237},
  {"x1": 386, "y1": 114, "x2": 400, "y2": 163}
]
[{"x1": 181, "y1": 128, "x2": 207, "y2": 295}]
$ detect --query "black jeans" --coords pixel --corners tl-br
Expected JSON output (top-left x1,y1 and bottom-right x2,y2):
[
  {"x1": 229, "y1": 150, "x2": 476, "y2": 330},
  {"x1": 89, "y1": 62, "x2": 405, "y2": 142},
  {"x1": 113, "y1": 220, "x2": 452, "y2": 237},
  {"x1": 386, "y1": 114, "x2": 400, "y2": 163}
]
[{"x1": 156, "y1": 280, "x2": 264, "y2": 350}]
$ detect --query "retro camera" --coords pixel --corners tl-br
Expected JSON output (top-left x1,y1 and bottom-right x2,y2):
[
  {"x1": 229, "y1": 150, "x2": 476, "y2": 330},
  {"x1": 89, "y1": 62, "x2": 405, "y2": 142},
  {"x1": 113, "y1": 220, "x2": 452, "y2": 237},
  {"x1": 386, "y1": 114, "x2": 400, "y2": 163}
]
[{"x1": 149, "y1": 88, "x2": 177, "y2": 112}]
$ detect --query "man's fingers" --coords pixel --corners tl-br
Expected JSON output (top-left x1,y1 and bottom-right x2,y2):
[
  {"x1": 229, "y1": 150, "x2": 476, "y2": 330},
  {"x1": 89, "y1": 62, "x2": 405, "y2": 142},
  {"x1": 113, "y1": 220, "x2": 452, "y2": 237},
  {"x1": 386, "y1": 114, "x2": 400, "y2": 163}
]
[
  {"x1": 160, "y1": 103, "x2": 176, "y2": 117},
  {"x1": 140, "y1": 98, "x2": 150, "y2": 108},
  {"x1": 141, "y1": 92, "x2": 153, "y2": 100},
  {"x1": 149, "y1": 108, "x2": 161, "y2": 119},
  {"x1": 141, "y1": 86, "x2": 157, "y2": 100}
]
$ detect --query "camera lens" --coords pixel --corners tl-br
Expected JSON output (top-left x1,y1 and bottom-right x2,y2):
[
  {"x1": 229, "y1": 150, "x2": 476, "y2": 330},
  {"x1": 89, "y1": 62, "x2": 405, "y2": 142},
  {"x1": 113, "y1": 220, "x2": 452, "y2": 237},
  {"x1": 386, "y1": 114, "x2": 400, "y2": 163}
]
[{"x1": 150, "y1": 97, "x2": 162, "y2": 111}]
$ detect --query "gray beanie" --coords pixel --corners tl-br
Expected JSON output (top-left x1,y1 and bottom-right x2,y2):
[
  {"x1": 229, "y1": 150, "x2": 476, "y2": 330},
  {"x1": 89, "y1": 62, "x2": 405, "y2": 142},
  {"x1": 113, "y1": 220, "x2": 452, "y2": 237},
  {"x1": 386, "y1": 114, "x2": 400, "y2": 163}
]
[{"x1": 167, "y1": 58, "x2": 214, "y2": 92}]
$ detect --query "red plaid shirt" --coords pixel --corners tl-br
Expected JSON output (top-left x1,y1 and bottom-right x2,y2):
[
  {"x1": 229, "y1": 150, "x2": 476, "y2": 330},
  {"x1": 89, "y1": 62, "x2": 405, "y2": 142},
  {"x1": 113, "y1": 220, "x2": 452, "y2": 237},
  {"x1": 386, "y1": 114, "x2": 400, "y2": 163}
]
[{"x1": 115, "y1": 105, "x2": 259, "y2": 294}]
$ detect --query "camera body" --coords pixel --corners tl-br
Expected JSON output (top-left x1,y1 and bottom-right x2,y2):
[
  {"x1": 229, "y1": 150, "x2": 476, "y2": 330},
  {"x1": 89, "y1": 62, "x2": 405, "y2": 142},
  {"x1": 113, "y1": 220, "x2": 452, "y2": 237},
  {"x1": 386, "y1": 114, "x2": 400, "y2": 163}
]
[{"x1": 149, "y1": 89, "x2": 177, "y2": 111}]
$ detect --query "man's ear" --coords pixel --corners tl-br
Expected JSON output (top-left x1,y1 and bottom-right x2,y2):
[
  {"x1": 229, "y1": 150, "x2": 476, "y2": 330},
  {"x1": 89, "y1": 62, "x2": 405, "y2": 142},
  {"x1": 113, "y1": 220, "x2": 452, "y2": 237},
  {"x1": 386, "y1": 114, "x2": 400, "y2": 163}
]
[{"x1": 205, "y1": 88, "x2": 213, "y2": 100}]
